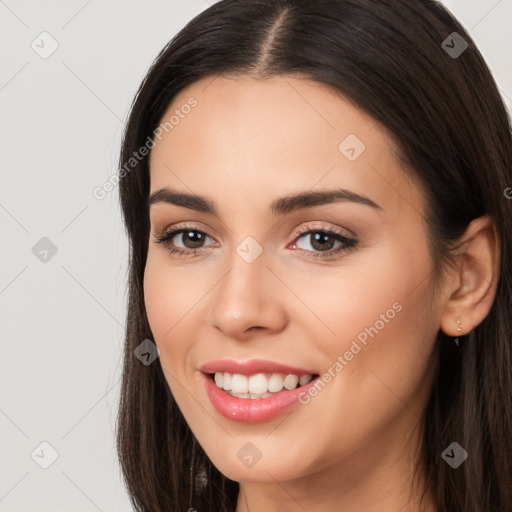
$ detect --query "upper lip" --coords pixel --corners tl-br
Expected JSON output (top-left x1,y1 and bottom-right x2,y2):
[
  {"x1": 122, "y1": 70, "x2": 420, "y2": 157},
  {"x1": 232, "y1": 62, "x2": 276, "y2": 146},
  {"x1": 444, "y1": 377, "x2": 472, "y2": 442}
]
[{"x1": 199, "y1": 359, "x2": 318, "y2": 376}]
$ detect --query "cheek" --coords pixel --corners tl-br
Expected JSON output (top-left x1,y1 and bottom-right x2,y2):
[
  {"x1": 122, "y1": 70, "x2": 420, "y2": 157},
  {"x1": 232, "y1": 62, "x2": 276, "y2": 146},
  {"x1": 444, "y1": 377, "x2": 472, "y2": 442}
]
[
  {"x1": 143, "y1": 248, "x2": 202, "y2": 331},
  {"x1": 291, "y1": 241, "x2": 431, "y2": 344},
  {"x1": 143, "y1": 258, "x2": 171, "y2": 340},
  {"x1": 143, "y1": 254, "x2": 197, "y2": 366}
]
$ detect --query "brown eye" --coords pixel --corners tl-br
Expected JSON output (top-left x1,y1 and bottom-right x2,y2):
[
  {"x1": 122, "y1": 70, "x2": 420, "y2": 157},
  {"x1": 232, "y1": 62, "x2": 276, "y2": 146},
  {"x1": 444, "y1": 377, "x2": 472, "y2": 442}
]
[
  {"x1": 154, "y1": 227, "x2": 216, "y2": 255},
  {"x1": 299, "y1": 231, "x2": 338, "y2": 252},
  {"x1": 174, "y1": 230, "x2": 208, "y2": 249},
  {"x1": 292, "y1": 229, "x2": 357, "y2": 256}
]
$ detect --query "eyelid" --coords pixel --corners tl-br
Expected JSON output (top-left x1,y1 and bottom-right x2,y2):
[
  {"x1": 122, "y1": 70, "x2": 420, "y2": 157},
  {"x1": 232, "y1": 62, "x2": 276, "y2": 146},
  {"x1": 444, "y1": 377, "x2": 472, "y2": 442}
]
[
  {"x1": 291, "y1": 221, "x2": 356, "y2": 240},
  {"x1": 159, "y1": 220, "x2": 217, "y2": 236}
]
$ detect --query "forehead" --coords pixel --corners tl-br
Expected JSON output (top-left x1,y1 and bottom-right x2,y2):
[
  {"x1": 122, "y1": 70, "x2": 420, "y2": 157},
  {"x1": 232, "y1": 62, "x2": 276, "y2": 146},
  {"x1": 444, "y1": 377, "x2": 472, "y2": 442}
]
[{"x1": 148, "y1": 75, "x2": 424, "y2": 219}]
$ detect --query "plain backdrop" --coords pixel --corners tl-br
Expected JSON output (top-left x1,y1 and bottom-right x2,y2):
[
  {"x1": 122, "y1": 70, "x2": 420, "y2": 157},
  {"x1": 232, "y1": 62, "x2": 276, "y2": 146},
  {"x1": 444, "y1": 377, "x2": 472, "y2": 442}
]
[{"x1": 0, "y1": 1, "x2": 511, "y2": 511}]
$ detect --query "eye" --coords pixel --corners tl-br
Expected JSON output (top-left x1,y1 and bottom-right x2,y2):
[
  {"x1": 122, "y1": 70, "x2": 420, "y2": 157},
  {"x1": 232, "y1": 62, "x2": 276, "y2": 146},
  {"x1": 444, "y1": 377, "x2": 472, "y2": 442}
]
[
  {"x1": 153, "y1": 224, "x2": 216, "y2": 256},
  {"x1": 289, "y1": 224, "x2": 358, "y2": 259}
]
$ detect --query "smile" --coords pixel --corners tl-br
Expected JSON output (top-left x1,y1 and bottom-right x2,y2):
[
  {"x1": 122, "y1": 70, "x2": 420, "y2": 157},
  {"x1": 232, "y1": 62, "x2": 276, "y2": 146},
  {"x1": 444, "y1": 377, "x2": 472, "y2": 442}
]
[
  {"x1": 212, "y1": 371, "x2": 314, "y2": 398},
  {"x1": 202, "y1": 372, "x2": 319, "y2": 423}
]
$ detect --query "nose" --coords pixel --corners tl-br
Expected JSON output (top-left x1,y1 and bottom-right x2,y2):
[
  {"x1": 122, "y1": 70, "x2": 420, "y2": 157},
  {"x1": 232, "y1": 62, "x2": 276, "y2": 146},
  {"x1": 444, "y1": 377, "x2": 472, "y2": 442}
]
[{"x1": 207, "y1": 249, "x2": 288, "y2": 341}]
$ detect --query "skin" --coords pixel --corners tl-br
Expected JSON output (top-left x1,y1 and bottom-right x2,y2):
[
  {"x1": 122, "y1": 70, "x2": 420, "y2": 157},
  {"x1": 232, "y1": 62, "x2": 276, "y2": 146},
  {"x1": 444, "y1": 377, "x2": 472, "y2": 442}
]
[{"x1": 144, "y1": 75, "x2": 499, "y2": 512}]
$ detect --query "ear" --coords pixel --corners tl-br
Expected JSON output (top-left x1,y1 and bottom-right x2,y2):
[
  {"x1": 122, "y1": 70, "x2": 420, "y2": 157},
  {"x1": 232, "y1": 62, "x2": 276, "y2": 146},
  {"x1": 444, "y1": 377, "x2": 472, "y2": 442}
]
[{"x1": 440, "y1": 214, "x2": 500, "y2": 337}]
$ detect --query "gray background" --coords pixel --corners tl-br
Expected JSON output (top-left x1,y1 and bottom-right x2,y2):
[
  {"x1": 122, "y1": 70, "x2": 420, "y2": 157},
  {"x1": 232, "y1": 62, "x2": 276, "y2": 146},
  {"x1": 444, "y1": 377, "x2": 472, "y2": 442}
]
[{"x1": 0, "y1": 1, "x2": 510, "y2": 510}]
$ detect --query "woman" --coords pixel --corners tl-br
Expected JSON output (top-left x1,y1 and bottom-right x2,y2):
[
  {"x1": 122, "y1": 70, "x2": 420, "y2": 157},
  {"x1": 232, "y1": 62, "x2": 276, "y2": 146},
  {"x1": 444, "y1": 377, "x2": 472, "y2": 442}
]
[{"x1": 116, "y1": 1, "x2": 512, "y2": 510}]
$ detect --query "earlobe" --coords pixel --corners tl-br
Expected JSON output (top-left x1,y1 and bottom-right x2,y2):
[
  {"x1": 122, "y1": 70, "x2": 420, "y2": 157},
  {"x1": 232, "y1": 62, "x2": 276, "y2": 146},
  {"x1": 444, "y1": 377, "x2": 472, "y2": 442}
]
[{"x1": 440, "y1": 214, "x2": 500, "y2": 337}]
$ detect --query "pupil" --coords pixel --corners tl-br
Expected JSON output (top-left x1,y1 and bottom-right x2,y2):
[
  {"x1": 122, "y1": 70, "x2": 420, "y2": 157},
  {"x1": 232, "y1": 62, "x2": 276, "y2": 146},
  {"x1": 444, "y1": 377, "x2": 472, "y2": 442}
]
[{"x1": 184, "y1": 231, "x2": 204, "y2": 248}]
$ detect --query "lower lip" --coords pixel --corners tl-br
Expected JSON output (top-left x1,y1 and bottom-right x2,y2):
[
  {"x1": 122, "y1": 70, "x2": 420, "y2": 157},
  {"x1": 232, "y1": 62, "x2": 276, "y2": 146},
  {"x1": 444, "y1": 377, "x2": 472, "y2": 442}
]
[{"x1": 202, "y1": 372, "x2": 319, "y2": 423}]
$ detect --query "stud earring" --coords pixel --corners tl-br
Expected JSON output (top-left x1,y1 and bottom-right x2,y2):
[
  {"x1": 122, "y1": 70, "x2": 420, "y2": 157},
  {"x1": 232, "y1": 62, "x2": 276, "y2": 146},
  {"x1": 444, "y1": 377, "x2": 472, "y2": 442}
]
[{"x1": 457, "y1": 319, "x2": 462, "y2": 333}]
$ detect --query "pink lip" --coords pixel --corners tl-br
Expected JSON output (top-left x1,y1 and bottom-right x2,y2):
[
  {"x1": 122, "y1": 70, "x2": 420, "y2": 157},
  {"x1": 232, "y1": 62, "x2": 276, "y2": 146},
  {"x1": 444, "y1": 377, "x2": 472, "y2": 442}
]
[
  {"x1": 199, "y1": 359, "x2": 320, "y2": 423},
  {"x1": 202, "y1": 373, "x2": 319, "y2": 423},
  {"x1": 199, "y1": 358, "x2": 317, "y2": 376}
]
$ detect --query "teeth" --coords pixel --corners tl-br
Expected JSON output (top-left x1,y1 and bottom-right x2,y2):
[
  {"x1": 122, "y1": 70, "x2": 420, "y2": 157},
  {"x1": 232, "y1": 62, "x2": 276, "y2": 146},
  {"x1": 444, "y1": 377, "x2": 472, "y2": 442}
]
[
  {"x1": 230, "y1": 391, "x2": 274, "y2": 399},
  {"x1": 231, "y1": 392, "x2": 250, "y2": 398},
  {"x1": 299, "y1": 374, "x2": 312, "y2": 386},
  {"x1": 213, "y1": 371, "x2": 314, "y2": 396},
  {"x1": 251, "y1": 393, "x2": 272, "y2": 399},
  {"x1": 283, "y1": 374, "x2": 299, "y2": 390},
  {"x1": 222, "y1": 372, "x2": 231, "y2": 390},
  {"x1": 268, "y1": 373, "x2": 284, "y2": 392},
  {"x1": 248, "y1": 373, "x2": 267, "y2": 394},
  {"x1": 230, "y1": 374, "x2": 249, "y2": 393}
]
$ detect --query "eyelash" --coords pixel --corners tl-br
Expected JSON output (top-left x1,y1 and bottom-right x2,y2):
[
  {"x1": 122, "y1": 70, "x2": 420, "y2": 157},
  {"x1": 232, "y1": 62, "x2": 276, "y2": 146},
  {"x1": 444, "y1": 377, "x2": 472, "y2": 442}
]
[{"x1": 153, "y1": 222, "x2": 358, "y2": 260}]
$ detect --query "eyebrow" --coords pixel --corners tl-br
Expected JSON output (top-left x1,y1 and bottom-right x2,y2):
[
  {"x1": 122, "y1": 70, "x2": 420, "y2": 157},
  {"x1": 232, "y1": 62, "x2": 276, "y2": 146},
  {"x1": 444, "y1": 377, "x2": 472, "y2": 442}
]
[{"x1": 147, "y1": 187, "x2": 382, "y2": 215}]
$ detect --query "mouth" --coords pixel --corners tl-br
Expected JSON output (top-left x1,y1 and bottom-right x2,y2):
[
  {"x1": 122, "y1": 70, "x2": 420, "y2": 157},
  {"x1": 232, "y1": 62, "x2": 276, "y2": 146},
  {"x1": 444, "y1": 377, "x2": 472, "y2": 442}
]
[{"x1": 201, "y1": 370, "x2": 321, "y2": 423}]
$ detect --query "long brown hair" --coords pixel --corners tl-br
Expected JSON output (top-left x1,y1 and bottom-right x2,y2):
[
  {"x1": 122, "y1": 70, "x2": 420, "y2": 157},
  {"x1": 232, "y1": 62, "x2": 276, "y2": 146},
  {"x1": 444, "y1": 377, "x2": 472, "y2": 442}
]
[{"x1": 116, "y1": 1, "x2": 512, "y2": 510}]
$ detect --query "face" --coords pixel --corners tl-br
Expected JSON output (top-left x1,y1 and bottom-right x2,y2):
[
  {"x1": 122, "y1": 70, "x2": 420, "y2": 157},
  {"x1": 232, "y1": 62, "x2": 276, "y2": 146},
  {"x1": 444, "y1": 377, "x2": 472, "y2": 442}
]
[{"x1": 144, "y1": 75, "x2": 442, "y2": 487}]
